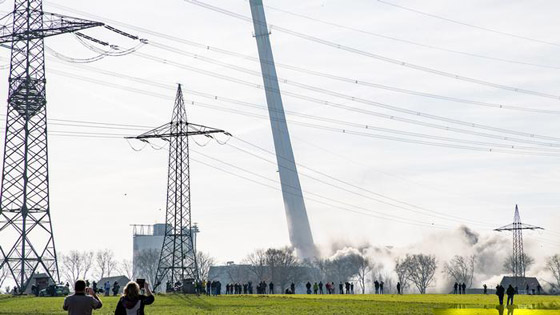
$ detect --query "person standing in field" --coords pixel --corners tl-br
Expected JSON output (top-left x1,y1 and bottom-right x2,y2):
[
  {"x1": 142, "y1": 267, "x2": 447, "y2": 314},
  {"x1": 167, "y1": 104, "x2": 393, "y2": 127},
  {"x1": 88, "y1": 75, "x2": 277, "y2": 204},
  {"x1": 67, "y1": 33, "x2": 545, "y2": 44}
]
[
  {"x1": 506, "y1": 285, "x2": 515, "y2": 305},
  {"x1": 269, "y1": 282, "x2": 274, "y2": 294},
  {"x1": 380, "y1": 281, "x2": 384, "y2": 294},
  {"x1": 306, "y1": 282, "x2": 312, "y2": 294},
  {"x1": 396, "y1": 282, "x2": 401, "y2": 295},
  {"x1": 290, "y1": 282, "x2": 295, "y2": 295},
  {"x1": 483, "y1": 284, "x2": 487, "y2": 294},
  {"x1": 374, "y1": 280, "x2": 379, "y2": 294},
  {"x1": 339, "y1": 282, "x2": 344, "y2": 294},
  {"x1": 114, "y1": 281, "x2": 154, "y2": 315},
  {"x1": 104, "y1": 281, "x2": 110, "y2": 297},
  {"x1": 318, "y1": 281, "x2": 323, "y2": 294},
  {"x1": 462, "y1": 283, "x2": 466, "y2": 294},
  {"x1": 495, "y1": 285, "x2": 504, "y2": 305},
  {"x1": 63, "y1": 280, "x2": 102, "y2": 315}
]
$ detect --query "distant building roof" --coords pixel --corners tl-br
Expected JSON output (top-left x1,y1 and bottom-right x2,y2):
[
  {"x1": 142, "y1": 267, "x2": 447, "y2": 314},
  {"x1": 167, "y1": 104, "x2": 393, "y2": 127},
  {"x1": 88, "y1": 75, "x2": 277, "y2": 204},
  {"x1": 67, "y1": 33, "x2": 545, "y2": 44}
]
[{"x1": 500, "y1": 277, "x2": 541, "y2": 290}]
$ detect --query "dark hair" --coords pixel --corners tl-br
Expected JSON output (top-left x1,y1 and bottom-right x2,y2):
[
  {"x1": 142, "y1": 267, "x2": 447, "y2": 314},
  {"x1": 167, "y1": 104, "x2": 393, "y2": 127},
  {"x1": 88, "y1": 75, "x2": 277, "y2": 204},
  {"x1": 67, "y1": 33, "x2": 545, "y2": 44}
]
[
  {"x1": 75, "y1": 280, "x2": 86, "y2": 292},
  {"x1": 123, "y1": 281, "x2": 139, "y2": 299}
]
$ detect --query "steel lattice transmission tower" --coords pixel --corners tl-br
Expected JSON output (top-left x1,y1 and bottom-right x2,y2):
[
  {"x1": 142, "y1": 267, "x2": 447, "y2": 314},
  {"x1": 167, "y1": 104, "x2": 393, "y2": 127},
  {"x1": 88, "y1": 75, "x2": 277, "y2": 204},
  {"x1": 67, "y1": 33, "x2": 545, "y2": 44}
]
[
  {"x1": 0, "y1": 0, "x2": 102, "y2": 293},
  {"x1": 128, "y1": 84, "x2": 229, "y2": 290},
  {"x1": 495, "y1": 205, "x2": 543, "y2": 282}
]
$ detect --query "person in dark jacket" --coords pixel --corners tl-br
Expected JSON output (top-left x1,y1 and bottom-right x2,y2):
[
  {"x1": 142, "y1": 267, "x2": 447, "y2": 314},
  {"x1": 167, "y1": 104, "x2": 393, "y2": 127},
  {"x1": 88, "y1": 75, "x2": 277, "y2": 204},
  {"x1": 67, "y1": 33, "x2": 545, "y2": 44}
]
[
  {"x1": 506, "y1": 285, "x2": 515, "y2": 306},
  {"x1": 495, "y1": 285, "x2": 504, "y2": 305},
  {"x1": 114, "y1": 281, "x2": 154, "y2": 315}
]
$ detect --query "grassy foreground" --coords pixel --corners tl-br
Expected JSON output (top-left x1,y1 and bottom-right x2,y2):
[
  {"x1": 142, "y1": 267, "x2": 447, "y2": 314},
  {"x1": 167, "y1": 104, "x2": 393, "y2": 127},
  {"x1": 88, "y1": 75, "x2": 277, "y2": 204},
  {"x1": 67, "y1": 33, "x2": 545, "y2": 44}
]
[{"x1": 0, "y1": 293, "x2": 559, "y2": 314}]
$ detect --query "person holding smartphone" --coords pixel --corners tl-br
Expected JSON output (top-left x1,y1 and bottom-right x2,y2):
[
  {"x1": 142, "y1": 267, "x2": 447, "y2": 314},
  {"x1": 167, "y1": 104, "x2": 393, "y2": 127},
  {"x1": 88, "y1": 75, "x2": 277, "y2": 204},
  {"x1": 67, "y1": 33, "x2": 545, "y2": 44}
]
[
  {"x1": 114, "y1": 280, "x2": 155, "y2": 315},
  {"x1": 63, "y1": 280, "x2": 103, "y2": 315}
]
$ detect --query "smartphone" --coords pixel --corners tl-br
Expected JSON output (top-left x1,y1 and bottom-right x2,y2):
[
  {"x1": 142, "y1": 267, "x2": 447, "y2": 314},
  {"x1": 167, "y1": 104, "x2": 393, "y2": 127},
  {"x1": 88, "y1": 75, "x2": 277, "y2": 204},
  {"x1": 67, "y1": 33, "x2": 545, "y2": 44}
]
[{"x1": 136, "y1": 279, "x2": 145, "y2": 288}]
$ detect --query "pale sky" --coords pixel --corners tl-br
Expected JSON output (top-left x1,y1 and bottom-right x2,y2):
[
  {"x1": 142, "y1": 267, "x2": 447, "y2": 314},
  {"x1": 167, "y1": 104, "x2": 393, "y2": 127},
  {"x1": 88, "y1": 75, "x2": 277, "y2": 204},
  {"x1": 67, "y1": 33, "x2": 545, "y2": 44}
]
[{"x1": 1, "y1": 0, "x2": 560, "y2": 280}]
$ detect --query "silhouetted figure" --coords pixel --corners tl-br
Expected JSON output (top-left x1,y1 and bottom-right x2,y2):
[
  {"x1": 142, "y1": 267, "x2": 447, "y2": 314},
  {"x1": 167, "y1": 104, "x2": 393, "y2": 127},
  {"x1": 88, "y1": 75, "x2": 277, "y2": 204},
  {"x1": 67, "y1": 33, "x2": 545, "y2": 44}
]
[
  {"x1": 92, "y1": 281, "x2": 97, "y2": 294},
  {"x1": 496, "y1": 285, "x2": 505, "y2": 305},
  {"x1": 290, "y1": 283, "x2": 295, "y2": 295},
  {"x1": 454, "y1": 282, "x2": 458, "y2": 294},
  {"x1": 374, "y1": 280, "x2": 380, "y2": 294},
  {"x1": 397, "y1": 282, "x2": 401, "y2": 295},
  {"x1": 345, "y1": 282, "x2": 350, "y2": 294},
  {"x1": 462, "y1": 283, "x2": 466, "y2": 295},
  {"x1": 318, "y1": 282, "x2": 323, "y2": 294},
  {"x1": 339, "y1": 282, "x2": 344, "y2": 294},
  {"x1": 206, "y1": 281, "x2": 211, "y2": 296},
  {"x1": 269, "y1": 282, "x2": 274, "y2": 294},
  {"x1": 483, "y1": 284, "x2": 487, "y2": 295},
  {"x1": 112, "y1": 281, "x2": 120, "y2": 296},
  {"x1": 506, "y1": 285, "x2": 515, "y2": 305},
  {"x1": 350, "y1": 283, "x2": 354, "y2": 294},
  {"x1": 306, "y1": 282, "x2": 312, "y2": 294},
  {"x1": 380, "y1": 281, "x2": 384, "y2": 294}
]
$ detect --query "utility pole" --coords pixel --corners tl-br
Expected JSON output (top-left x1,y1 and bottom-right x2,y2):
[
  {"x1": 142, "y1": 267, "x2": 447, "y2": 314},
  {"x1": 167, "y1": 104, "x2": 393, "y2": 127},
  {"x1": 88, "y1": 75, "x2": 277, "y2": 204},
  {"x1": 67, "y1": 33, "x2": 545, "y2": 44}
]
[
  {"x1": 0, "y1": 0, "x2": 103, "y2": 293},
  {"x1": 495, "y1": 205, "x2": 543, "y2": 286},
  {"x1": 249, "y1": 0, "x2": 317, "y2": 259},
  {"x1": 128, "y1": 84, "x2": 229, "y2": 290}
]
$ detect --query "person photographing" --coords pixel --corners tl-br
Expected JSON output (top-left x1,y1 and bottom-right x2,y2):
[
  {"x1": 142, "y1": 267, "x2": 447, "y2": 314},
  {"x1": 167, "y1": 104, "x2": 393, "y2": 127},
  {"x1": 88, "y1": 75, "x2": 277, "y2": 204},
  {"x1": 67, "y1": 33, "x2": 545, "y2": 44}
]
[
  {"x1": 63, "y1": 280, "x2": 103, "y2": 315},
  {"x1": 114, "y1": 280, "x2": 154, "y2": 315}
]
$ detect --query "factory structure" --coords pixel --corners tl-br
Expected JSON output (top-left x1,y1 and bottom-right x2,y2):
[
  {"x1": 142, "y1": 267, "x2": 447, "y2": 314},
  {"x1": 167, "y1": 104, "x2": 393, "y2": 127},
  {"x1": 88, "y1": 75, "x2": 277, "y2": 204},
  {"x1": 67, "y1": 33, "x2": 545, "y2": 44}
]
[{"x1": 132, "y1": 223, "x2": 199, "y2": 278}]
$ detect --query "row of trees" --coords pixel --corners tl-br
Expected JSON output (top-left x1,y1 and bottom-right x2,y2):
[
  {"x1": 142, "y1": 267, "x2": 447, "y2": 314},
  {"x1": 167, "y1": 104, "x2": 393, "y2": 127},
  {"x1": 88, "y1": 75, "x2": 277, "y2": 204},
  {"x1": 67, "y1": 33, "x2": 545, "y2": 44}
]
[{"x1": 60, "y1": 249, "x2": 132, "y2": 285}]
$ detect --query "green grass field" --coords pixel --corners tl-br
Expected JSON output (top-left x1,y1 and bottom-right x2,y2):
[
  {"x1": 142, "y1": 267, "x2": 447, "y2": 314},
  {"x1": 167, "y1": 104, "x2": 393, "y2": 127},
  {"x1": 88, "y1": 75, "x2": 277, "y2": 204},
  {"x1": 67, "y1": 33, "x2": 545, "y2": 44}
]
[{"x1": 0, "y1": 294, "x2": 558, "y2": 314}]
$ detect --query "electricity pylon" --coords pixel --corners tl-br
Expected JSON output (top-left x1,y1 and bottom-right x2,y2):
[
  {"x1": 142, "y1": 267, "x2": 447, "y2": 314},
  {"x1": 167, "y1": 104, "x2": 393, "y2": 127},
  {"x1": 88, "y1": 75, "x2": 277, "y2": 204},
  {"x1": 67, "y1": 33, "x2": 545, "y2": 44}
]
[
  {"x1": 495, "y1": 205, "x2": 543, "y2": 285},
  {"x1": 128, "y1": 84, "x2": 229, "y2": 290},
  {"x1": 0, "y1": 0, "x2": 102, "y2": 293}
]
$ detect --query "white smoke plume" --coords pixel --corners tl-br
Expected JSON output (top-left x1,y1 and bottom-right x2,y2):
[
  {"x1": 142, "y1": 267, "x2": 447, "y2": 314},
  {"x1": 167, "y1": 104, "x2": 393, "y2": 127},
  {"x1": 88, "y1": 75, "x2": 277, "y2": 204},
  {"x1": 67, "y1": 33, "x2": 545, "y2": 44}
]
[{"x1": 317, "y1": 226, "x2": 556, "y2": 293}]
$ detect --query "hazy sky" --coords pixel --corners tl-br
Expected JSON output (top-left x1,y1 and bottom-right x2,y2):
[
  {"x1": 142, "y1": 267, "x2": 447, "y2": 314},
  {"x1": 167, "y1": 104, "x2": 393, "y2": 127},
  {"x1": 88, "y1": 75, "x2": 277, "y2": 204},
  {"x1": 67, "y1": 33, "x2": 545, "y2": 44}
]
[{"x1": 1, "y1": 0, "x2": 560, "y2": 279}]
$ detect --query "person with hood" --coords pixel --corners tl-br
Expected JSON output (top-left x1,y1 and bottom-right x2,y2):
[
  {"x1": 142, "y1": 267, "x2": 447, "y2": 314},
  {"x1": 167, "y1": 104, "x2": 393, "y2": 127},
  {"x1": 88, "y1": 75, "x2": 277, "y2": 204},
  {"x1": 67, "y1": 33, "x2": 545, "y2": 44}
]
[{"x1": 114, "y1": 281, "x2": 154, "y2": 315}]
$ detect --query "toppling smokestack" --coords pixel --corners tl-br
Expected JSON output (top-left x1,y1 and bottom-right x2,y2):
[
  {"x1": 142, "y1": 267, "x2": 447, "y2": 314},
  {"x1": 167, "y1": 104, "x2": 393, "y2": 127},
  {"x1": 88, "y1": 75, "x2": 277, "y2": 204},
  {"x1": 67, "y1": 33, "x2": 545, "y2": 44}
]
[{"x1": 249, "y1": 0, "x2": 317, "y2": 259}]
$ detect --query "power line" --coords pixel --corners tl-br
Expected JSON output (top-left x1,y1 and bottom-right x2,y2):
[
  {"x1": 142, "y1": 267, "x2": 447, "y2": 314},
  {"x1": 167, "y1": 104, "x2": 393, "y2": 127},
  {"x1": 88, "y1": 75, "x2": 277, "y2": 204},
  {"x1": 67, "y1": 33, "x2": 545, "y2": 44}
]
[
  {"x1": 376, "y1": 0, "x2": 560, "y2": 49},
  {"x1": 144, "y1": 42, "x2": 560, "y2": 143},
  {"x1": 45, "y1": 66, "x2": 560, "y2": 156},
  {"x1": 46, "y1": 2, "x2": 560, "y2": 116},
  {"x1": 184, "y1": 0, "x2": 560, "y2": 101},
  {"x1": 150, "y1": 40, "x2": 560, "y2": 116},
  {"x1": 260, "y1": 1, "x2": 560, "y2": 70},
  {"x1": 50, "y1": 49, "x2": 560, "y2": 149}
]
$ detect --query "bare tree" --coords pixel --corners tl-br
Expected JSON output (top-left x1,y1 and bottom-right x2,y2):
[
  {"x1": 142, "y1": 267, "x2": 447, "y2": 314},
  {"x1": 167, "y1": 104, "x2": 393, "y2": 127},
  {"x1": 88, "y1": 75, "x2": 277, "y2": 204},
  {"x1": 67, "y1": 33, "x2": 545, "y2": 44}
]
[
  {"x1": 326, "y1": 254, "x2": 360, "y2": 285},
  {"x1": 119, "y1": 259, "x2": 133, "y2": 280},
  {"x1": 443, "y1": 255, "x2": 475, "y2": 288},
  {"x1": 503, "y1": 253, "x2": 535, "y2": 275},
  {"x1": 196, "y1": 251, "x2": 215, "y2": 280},
  {"x1": 349, "y1": 254, "x2": 372, "y2": 294},
  {"x1": 135, "y1": 249, "x2": 159, "y2": 287},
  {"x1": 547, "y1": 254, "x2": 560, "y2": 289},
  {"x1": 61, "y1": 250, "x2": 94, "y2": 284},
  {"x1": 399, "y1": 254, "x2": 437, "y2": 294},
  {"x1": 95, "y1": 249, "x2": 117, "y2": 280},
  {"x1": 394, "y1": 258, "x2": 410, "y2": 294},
  {"x1": 264, "y1": 247, "x2": 300, "y2": 293},
  {"x1": 244, "y1": 249, "x2": 269, "y2": 282}
]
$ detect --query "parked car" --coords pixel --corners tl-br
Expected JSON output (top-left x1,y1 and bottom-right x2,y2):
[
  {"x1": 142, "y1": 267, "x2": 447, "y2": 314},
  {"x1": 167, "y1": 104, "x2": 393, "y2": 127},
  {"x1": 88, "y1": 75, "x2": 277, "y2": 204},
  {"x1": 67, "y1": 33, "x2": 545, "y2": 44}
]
[{"x1": 39, "y1": 285, "x2": 69, "y2": 297}]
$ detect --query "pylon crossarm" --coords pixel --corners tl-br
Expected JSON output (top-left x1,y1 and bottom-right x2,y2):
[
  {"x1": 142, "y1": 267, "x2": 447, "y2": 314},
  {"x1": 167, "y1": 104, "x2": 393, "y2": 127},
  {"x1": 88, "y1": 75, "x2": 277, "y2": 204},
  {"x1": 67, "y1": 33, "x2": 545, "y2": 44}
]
[
  {"x1": 127, "y1": 122, "x2": 229, "y2": 140},
  {"x1": 0, "y1": 12, "x2": 103, "y2": 43}
]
